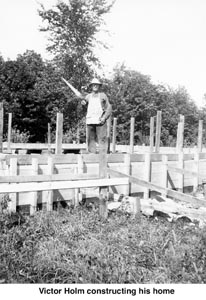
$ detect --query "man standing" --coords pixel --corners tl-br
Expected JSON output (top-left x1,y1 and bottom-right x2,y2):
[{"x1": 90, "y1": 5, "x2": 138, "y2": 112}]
[{"x1": 81, "y1": 78, "x2": 112, "y2": 153}]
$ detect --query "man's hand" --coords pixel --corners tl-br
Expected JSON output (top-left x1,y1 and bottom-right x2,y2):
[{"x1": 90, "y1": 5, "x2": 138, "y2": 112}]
[
  {"x1": 81, "y1": 100, "x2": 87, "y2": 105},
  {"x1": 99, "y1": 117, "x2": 106, "y2": 125}
]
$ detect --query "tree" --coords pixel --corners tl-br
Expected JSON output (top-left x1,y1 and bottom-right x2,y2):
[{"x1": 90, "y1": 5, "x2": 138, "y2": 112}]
[
  {"x1": 106, "y1": 65, "x2": 201, "y2": 146},
  {"x1": 38, "y1": 0, "x2": 114, "y2": 88}
]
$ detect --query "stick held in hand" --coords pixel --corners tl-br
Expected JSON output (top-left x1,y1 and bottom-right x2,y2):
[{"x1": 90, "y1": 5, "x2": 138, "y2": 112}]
[{"x1": 61, "y1": 77, "x2": 82, "y2": 98}]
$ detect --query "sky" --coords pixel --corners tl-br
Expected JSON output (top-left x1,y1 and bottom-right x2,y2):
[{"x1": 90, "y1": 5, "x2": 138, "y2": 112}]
[{"x1": 0, "y1": 0, "x2": 206, "y2": 107}]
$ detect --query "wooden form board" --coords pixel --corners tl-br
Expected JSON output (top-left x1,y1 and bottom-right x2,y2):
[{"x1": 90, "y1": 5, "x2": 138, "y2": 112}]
[
  {"x1": 1, "y1": 152, "x2": 206, "y2": 211},
  {"x1": 4, "y1": 152, "x2": 206, "y2": 165},
  {"x1": 107, "y1": 168, "x2": 206, "y2": 208}
]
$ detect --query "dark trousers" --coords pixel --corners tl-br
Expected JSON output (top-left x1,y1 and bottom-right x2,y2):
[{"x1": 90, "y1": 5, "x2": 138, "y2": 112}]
[{"x1": 87, "y1": 123, "x2": 107, "y2": 153}]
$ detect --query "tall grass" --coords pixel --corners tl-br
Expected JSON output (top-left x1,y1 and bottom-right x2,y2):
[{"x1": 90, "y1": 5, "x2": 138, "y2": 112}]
[{"x1": 0, "y1": 207, "x2": 206, "y2": 283}]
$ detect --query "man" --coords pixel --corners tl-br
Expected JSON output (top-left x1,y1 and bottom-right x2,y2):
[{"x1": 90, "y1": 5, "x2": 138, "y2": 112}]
[{"x1": 81, "y1": 78, "x2": 112, "y2": 153}]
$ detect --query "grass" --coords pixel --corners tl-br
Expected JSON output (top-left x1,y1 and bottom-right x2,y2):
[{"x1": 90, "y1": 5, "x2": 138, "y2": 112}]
[{"x1": 0, "y1": 206, "x2": 206, "y2": 284}]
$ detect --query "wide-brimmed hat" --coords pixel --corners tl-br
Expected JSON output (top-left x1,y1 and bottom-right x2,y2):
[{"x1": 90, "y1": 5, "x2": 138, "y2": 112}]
[{"x1": 89, "y1": 78, "x2": 102, "y2": 87}]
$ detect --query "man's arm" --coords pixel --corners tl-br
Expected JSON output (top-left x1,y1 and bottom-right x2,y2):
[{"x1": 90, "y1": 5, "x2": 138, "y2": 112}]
[{"x1": 100, "y1": 94, "x2": 112, "y2": 124}]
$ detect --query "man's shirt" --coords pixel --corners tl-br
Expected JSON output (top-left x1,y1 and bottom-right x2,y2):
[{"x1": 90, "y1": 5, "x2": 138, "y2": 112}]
[{"x1": 85, "y1": 92, "x2": 109, "y2": 125}]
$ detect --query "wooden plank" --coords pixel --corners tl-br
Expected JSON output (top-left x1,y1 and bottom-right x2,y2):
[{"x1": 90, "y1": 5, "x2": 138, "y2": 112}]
[
  {"x1": 99, "y1": 148, "x2": 108, "y2": 219},
  {"x1": 129, "y1": 117, "x2": 135, "y2": 154},
  {"x1": 124, "y1": 153, "x2": 131, "y2": 195},
  {"x1": 0, "y1": 173, "x2": 99, "y2": 183},
  {"x1": 48, "y1": 123, "x2": 51, "y2": 153},
  {"x1": 177, "y1": 152, "x2": 184, "y2": 192},
  {"x1": 55, "y1": 113, "x2": 63, "y2": 154},
  {"x1": 86, "y1": 126, "x2": 89, "y2": 152},
  {"x1": 193, "y1": 151, "x2": 199, "y2": 192},
  {"x1": 107, "y1": 116, "x2": 111, "y2": 153},
  {"x1": 46, "y1": 157, "x2": 54, "y2": 211},
  {"x1": 143, "y1": 153, "x2": 151, "y2": 200},
  {"x1": 3, "y1": 142, "x2": 86, "y2": 150},
  {"x1": 176, "y1": 116, "x2": 184, "y2": 151},
  {"x1": 8, "y1": 158, "x2": 17, "y2": 212},
  {"x1": 77, "y1": 154, "x2": 84, "y2": 203},
  {"x1": 161, "y1": 155, "x2": 168, "y2": 197},
  {"x1": 30, "y1": 158, "x2": 38, "y2": 215},
  {"x1": 107, "y1": 168, "x2": 206, "y2": 207},
  {"x1": 149, "y1": 117, "x2": 154, "y2": 153},
  {"x1": 7, "y1": 113, "x2": 12, "y2": 151},
  {"x1": 168, "y1": 165, "x2": 198, "y2": 177},
  {"x1": 0, "y1": 177, "x2": 129, "y2": 194},
  {"x1": 0, "y1": 103, "x2": 3, "y2": 153},
  {"x1": 155, "y1": 111, "x2": 162, "y2": 153},
  {"x1": 112, "y1": 117, "x2": 117, "y2": 153},
  {"x1": 77, "y1": 124, "x2": 80, "y2": 144},
  {"x1": 198, "y1": 120, "x2": 203, "y2": 153}
]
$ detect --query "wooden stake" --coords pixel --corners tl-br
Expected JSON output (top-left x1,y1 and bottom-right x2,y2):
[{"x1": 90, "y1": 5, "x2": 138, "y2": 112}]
[
  {"x1": 46, "y1": 156, "x2": 54, "y2": 211},
  {"x1": 155, "y1": 111, "x2": 162, "y2": 153},
  {"x1": 0, "y1": 103, "x2": 3, "y2": 153},
  {"x1": 124, "y1": 153, "x2": 131, "y2": 195},
  {"x1": 7, "y1": 113, "x2": 12, "y2": 152},
  {"x1": 86, "y1": 125, "x2": 89, "y2": 152},
  {"x1": 193, "y1": 151, "x2": 199, "y2": 193},
  {"x1": 48, "y1": 123, "x2": 51, "y2": 153},
  {"x1": 55, "y1": 113, "x2": 63, "y2": 154},
  {"x1": 143, "y1": 152, "x2": 151, "y2": 200},
  {"x1": 129, "y1": 117, "x2": 135, "y2": 154},
  {"x1": 177, "y1": 152, "x2": 184, "y2": 193},
  {"x1": 74, "y1": 154, "x2": 84, "y2": 206},
  {"x1": 162, "y1": 155, "x2": 168, "y2": 197},
  {"x1": 149, "y1": 117, "x2": 154, "y2": 153},
  {"x1": 112, "y1": 117, "x2": 117, "y2": 153},
  {"x1": 30, "y1": 158, "x2": 38, "y2": 215},
  {"x1": 198, "y1": 120, "x2": 203, "y2": 153},
  {"x1": 107, "y1": 116, "x2": 111, "y2": 153},
  {"x1": 8, "y1": 157, "x2": 17, "y2": 212},
  {"x1": 176, "y1": 115, "x2": 184, "y2": 152},
  {"x1": 99, "y1": 149, "x2": 108, "y2": 219},
  {"x1": 77, "y1": 124, "x2": 80, "y2": 144}
]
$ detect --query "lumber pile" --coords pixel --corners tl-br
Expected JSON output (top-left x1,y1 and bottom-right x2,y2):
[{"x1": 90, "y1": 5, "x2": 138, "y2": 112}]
[{"x1": 107, "y1": 193, "x2": 206, "y2": 227}]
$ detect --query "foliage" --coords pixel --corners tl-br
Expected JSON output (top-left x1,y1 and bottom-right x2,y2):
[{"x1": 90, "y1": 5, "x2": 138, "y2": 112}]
[
  {"x1": 106, "y1": 64, "x2": 200, "y2": 146},
  {"x1": 4, "y1": 128, "x2": 30, "y2": 143},
  {"x1": 0, "y1": 208, "x2": 206, "y2": 283},
  {"x1": 38, "y1": 0, "x2": 114, "y2": 87}
]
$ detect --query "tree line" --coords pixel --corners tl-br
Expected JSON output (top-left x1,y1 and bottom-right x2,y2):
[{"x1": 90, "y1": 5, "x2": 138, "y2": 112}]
[{"x1": 0, "y1": 0, "x2": 204, "y2": 146}]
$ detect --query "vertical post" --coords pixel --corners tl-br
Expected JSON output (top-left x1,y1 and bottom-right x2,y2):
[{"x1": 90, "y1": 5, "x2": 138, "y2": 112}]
[
  {"x1": 74, "y1": 154, "x2": 84, "y2": 206},
  {"x1": 99, "y1": 149, "x2": 108, "y2": 219},
  {"x1": 112, "y1": 117, "x2": 117, "y2": 153},
  {"x1": 77, "y1": 124, "x2": 80, "y2": 144},
  {"x1": 198, "y1": 120, "x2": 203, "y2": 153},
  {"x1": 30, "y1": 158, "x2": 38, "y2": 215},
  {"x1": 7, "y1": 113, "x2": 12, "y2": 152},
  {"x1": 133, "y1": 197, "x2": 141, "y2": 221},
  {"x1": 0, "y1": 103, "x2": 3, "y2": 153},
  {"x1": 107, "y1": 116, "x2": 111, "y2": 153},
  {"x1": 48, "y1": 123, "x2": 51, "y2": 153},
  {"x1": 55, "y1": 113, "x2": 63, "y2": 154},
  {"x1": 149, "y1": 117, "x2": 154, "y2": 153},
  {"x1": 78, "y1": 154, "x2": 84, "y2": 202},
  {"x1": 176, "y1": 115, "x2": 184, "y2": 152},
  {"x1": 129, "y1": 117, "x2": 135, "y2": 154},
  {"x1": 162, "y1": 155, "x2": 168, "y2": 198},
  {"x1": 177, "y1": 152, "x2": 184, "y2": 193},
  {"x1": 46, "y1": 157, "x2": 54, "y2": 211},
  {"x1": 124, "y1": 153, "x2": 131, "y2": 195},
  {"x1": 86, "y1": 125, "x2": 89, "y2": 152},
  {"x1": 193, "y1": 151, "x2": 199, "y2": 193},
  {"x1": 155, "y1": 111, "x2": 162, "y2": 153},
  {"x1": 8, "y1": 158, "x2": 17, "y2": 212},
  {"x1": 143, "y1": 153, "x2": 151, "y2": 200}
]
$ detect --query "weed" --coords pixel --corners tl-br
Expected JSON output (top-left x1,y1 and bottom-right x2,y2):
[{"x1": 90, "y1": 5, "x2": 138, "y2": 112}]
[{"x1": 0, "y1": 208, "x2": 206, "y2": 283}]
